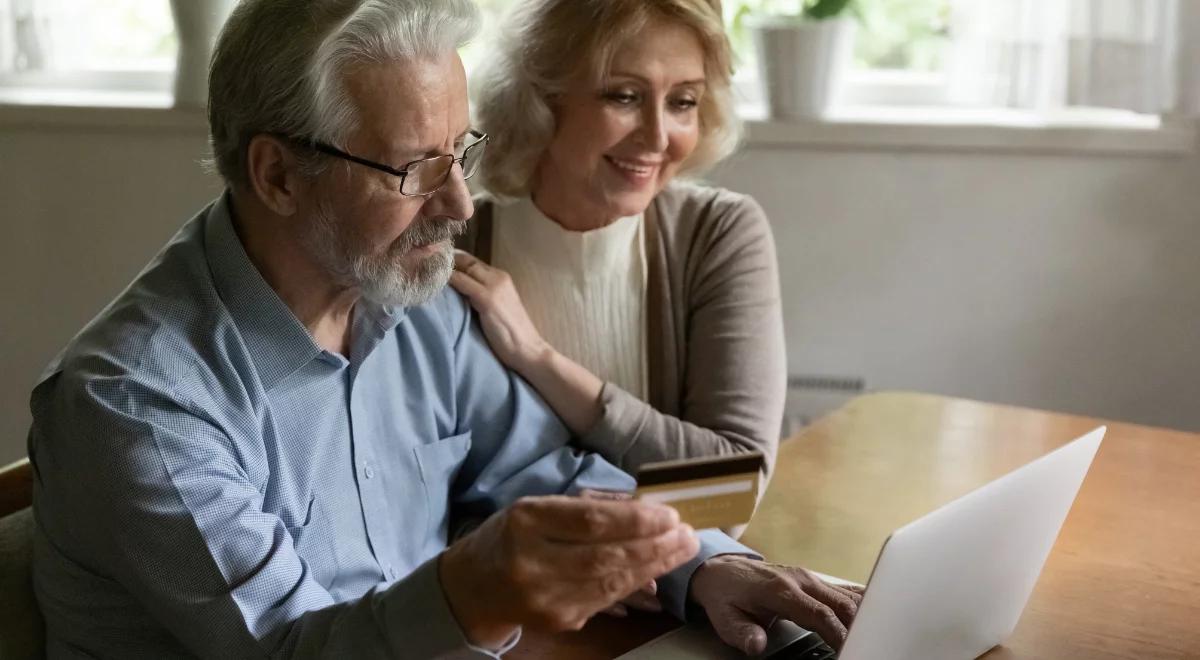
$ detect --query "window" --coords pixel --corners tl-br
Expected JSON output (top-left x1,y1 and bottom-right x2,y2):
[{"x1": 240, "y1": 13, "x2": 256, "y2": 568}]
[
  {"x1": 724, "y1": 0, "x2": 1181, "y2": 121},
  {"x1": 0, "y1": 0, "x2": 176, "y2": 104},
  {"x1": 726, "y1": 0, "x2": 953, "y2": 107},
  {"x1": 1, "y1": 0, "x2": 1184, "y2": 124},
  {"x1": 843, "y1": 0, "x2": 951, "y2": 106}
]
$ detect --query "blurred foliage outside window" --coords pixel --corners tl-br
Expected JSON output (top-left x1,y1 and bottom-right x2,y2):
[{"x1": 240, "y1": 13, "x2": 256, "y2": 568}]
[
  {"x1": 725, "y1": 0, "x2": 951, "y2": 72},
  {"x1": 70, "y1": 0, "x2": 175, "y2": 69},
  {"x1": 3, "y1": 0, "x2": 176, "y2": 72},
  {"x1": 8, "y1": 0, "x2": 947, "y2": 79},
  {"x1": 851, "y1": 0, "x2": 950, "y2": 71},
  {"x1": 468, "y1": 0, "x2": 953, "y2": 76},
  {"x1": 466, "y1": 0, "x2": 951, "y2": 75}
]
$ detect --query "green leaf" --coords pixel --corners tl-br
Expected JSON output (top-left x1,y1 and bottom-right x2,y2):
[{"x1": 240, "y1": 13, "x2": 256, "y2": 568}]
[{"x1": 803, "y1": 0, "x2": 853, "y2": 20}]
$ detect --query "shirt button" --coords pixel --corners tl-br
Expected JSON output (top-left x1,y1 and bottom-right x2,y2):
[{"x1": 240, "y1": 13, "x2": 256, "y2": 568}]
[{"x1": 363, "y1": 463, "x2": 375, "y2": 479}]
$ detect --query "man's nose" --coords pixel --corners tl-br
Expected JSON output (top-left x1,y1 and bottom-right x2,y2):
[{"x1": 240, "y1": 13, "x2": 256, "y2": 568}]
[{"x1": 425, "y1": 162, "x2": 474, "y2": 222}]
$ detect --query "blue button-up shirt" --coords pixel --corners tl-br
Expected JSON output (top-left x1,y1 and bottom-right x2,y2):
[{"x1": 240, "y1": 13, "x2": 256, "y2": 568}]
[{"x1": 28, "y1": 196, "x2": 748, "y2": 658}]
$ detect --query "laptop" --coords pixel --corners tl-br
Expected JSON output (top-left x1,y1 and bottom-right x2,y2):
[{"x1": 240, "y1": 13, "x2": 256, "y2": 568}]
[{"x1": 618, "y1": 426, "x2": 1106, "y2": 660}]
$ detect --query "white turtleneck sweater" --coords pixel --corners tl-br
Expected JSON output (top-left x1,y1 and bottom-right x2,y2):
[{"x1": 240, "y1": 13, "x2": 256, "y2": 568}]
[{"x1": 491, "y1": 197, "x2": 648, "y2": 400}]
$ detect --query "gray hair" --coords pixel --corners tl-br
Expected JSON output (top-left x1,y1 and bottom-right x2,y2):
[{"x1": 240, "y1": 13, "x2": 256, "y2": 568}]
[
  {"x1": 208, "y1": 0, "x2": 481, "y2": 190},
  {"x1": 472, "y1": 0, "x2": 741, "y2": 200}
]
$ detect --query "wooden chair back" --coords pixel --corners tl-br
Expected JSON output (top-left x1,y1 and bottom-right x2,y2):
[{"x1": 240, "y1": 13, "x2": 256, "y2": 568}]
[{"x1": 0, "y1": 458, "x2": 32, "y2": 518}]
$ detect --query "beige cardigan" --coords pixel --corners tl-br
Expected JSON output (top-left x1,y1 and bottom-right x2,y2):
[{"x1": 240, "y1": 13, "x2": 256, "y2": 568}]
[{"x1": 458, "y1": 181, "x2": 786, "y2": 481}]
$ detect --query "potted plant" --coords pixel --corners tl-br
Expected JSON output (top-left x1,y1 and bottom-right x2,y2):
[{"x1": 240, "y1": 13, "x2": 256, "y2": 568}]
[
  {"x1": 170, "y1": 0, "x2": 238, "y2": 108},
  {"x1": 737, "y1": 0, "x2": 857, "y2": 120}
]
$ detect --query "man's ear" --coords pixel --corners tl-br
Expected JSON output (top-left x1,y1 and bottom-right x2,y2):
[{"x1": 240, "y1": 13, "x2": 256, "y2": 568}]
[{"x1": 246, "y1": 134, "x2": 306, "y2": 216}]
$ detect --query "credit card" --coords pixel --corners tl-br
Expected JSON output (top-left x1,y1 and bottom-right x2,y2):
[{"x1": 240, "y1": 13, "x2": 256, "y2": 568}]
[{"x1": 635, "y1": 452, "x2": 763, "y2": 530}]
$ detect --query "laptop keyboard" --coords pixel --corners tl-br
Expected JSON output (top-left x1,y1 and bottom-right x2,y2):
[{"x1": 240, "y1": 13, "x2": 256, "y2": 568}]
[{"x1": 764, "y1": 635, "x2": 837, "y2": 660}]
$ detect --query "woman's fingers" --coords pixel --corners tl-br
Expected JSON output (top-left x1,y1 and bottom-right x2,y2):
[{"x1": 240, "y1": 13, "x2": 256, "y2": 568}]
[
  {"x1": 448, "y1": 271, "x2": 488, "y2": 303},
  {"x1": 454, "y1": 249, "x2": 501, "y2": 286},
  {"x1": 453, "y1": 249, "x2": 476, "y2": 271}
]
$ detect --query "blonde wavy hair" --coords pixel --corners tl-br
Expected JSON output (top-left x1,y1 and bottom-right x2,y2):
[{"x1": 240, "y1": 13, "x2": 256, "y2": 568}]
[{"x1": 472, "y1": 0, "x2": 740, "y2": 199}]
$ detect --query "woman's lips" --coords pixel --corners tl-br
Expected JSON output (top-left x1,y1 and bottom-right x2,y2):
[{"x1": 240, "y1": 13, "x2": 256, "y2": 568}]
[{"x1": 605, "y1": 155, "x2": 661, "y2": 185}]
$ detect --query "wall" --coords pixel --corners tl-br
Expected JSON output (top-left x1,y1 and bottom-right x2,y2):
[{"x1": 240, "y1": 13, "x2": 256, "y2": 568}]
[
  {"x1": 1, "y1": 115, "x2": 221, "y2": 465},
  {"x1": 2, "y1": 112, "x2": 1198, "y2": 464},
  {"x1": 710, "y1": 143, "x2": 1200, "y2": 433}
]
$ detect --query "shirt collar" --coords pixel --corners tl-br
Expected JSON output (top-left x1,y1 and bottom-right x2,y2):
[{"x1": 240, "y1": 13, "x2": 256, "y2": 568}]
[
  {"x1": 204, "y1": 195, "x2": 413, "y2": 385},
  {"x1": 204, "y1": 193, "x2": 324, "y2": 390}
]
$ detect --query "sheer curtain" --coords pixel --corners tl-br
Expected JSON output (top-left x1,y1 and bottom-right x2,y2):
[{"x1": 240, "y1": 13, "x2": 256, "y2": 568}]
[{"x1": 948, "y1": 0, "x2": 1195, "y2": 116}]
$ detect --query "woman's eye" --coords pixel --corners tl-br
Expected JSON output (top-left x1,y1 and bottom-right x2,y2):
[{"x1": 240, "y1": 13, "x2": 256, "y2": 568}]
[
  {"x1": 604, "y1": 91, "x2": 639, "y2": 105},
  {"x1": 671, "y1": 97, "x2": 699, "y2": 111}
]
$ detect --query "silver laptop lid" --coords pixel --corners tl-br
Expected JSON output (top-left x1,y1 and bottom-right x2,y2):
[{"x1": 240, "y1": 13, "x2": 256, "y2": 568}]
[
  {"x1": 840, "y1": 426, "x2": 1105, "y2": 660},
  {"x1": 616, "y1": 427, "x2": 1105, "y2": 660}
]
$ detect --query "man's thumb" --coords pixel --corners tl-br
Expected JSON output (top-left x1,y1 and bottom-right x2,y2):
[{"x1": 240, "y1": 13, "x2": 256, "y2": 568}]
[{"x1": 707, "y1": 604, "x2": 769, "y2": 656}]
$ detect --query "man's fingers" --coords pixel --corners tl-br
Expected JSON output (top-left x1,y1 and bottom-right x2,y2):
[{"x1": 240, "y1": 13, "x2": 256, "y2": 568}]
[
  {"x1": 828, "y1": 581, "x2": 864, "y2": 607},
  {"x1": 553, "y1": 525, "x2": 697, "y2": 576},
  {"x1": 558, "y1": 529, "x2": 697, "y2": 617},
  {"x1": 513, "y1": 495, "x2": 680, "y2": 542},
  {"x1": 807, "y1": 579, "x2": 859, "y2": 630},
  {"x1": 621, "y1": 588, "x2": 663, "y2": 613},
  {"x1": 707, "y1": 604, "x2": 770, "y2": 656},
  {"x1": 601, "y1": 603, "x2": 628, "y2": 618},
  {"x1": 578, "y1": 488, "x2": 633, "y2": 501},
  {"x1": 767, "y1": 585, "x2": 849, "y2": 650}
]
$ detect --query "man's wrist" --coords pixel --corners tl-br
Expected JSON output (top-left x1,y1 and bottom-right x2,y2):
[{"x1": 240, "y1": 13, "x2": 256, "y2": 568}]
[
  {"x1": 689, "y1": 554, "x2": 760, "y2": 609},
  {"x1": 438, "y1": 543, "x2": 521, "y2": 650}
]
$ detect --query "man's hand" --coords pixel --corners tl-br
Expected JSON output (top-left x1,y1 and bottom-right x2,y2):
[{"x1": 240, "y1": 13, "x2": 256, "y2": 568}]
[
  {"x1": 577, "y1": 489, "x2": 663, "y2": 618},
  {"x1": 690, "y1": 555, "x2": 863, "y2": 656},
  {"x1": 439, "y1": 495, "x2": 700, "y2": 649}
]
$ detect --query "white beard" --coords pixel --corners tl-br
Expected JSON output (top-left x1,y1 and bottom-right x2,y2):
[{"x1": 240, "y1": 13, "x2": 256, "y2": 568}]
[{"x1": 301, "y1": 197, "x2": 464, "y2": 308}]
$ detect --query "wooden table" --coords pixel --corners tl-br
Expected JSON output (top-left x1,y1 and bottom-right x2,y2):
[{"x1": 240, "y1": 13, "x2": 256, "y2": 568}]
[{"x1": 513, "y1": 392, "x2": 1200, "y2": 659}]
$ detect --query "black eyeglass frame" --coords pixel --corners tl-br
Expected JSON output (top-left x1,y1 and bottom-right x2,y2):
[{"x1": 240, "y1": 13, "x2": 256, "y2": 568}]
[{"x1": 290, "y1": 130, "x2": 489, "y2": 197}]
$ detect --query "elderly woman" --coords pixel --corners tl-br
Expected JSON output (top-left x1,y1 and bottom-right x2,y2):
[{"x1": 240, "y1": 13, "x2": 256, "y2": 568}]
[{"x1": 451, "y1": 0, "x2": 785, "y2": 490}]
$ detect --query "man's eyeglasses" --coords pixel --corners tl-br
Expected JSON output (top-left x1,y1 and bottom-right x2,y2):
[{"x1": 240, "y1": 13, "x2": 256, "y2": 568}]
[{"x1": 295, "y1": 130, "x2": 489, "y2": 197}]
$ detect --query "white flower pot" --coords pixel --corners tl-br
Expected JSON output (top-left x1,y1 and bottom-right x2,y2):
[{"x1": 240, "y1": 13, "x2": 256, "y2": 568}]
[
  {"x1": 170, "y1": 0, "x2": 237, "y2": 108},
  {"x1": 750, "y1": 16, "x2": 856, "y2": 120}
]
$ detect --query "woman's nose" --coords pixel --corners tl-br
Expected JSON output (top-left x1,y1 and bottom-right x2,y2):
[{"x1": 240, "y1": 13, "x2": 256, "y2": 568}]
[{"x1": 639, "y1": 103, "x2": 670, "y2": 152}]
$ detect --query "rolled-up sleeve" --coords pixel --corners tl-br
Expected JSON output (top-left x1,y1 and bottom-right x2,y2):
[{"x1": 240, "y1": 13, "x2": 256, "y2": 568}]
[{"x1": 35, "y1": 370, "x2": 505, "y2": 659}]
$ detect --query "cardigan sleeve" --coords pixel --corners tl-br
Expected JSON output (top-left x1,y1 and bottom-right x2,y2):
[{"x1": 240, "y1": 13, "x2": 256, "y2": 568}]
[{"x1": 577, "y1": 193, "x2": 787, "y2": 487}]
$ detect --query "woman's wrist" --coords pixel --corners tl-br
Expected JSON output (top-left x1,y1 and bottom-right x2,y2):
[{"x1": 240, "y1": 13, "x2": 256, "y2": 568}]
[
  {"x1": 517, "y1": 345, "x2": 605, "y2": 435},
  {"x1": 515, "y1": 338, "x2": 557, "y2": 379}
]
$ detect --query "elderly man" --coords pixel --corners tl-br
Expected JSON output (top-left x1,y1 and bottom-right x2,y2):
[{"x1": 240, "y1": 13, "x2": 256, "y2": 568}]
[{"x1": 28, "y1": 0, "x2": 860, "y2": 658}]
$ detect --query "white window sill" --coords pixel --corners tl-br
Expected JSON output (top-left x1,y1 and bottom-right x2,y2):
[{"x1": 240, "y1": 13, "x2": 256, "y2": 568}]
[
  {"x1": 741, "y1": 105, "x2": 1197, "y2": 157},
  {"x1": 0, "y1": 89, "x2": 205, "y2": 131},
  {"x1": 1, "y1": 91, "x2": 1194, "y2": 156}
]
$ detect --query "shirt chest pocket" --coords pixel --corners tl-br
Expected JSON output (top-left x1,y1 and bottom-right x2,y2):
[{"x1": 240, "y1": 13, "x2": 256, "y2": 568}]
[{"x1": 413, "y1": 432, "x2": 472, "y2": 543}]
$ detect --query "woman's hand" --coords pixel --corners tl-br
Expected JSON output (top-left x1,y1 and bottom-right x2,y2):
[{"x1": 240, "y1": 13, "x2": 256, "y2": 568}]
[
  {"x1": 449, "y1": 250, "x2": 550, "y2": 374},
  {"x1": 450, "y1": 250, "x2": 605, "y2": 436}
]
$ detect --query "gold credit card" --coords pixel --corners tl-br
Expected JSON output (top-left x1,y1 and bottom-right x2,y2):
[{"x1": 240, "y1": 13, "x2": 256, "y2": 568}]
[{"x1": 635, "y1": 453, "x2": 763, "y2": 530}]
